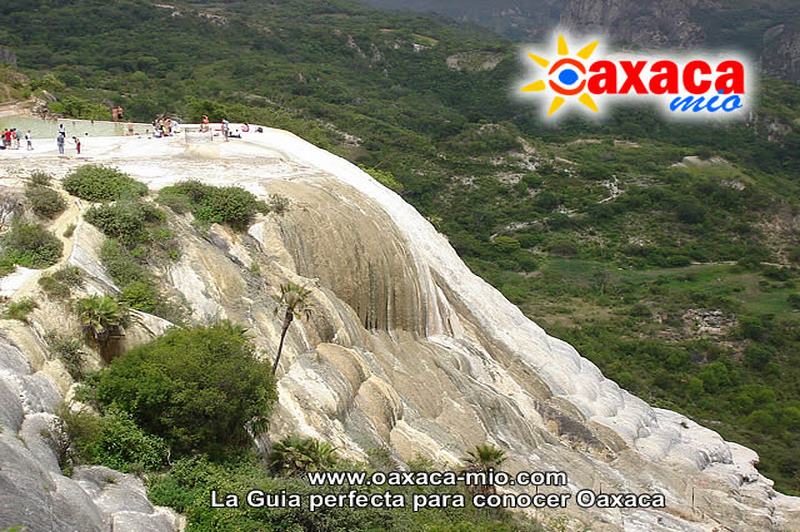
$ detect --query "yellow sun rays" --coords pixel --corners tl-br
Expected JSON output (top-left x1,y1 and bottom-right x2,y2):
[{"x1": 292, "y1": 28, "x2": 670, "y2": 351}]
[{"x1": 522, "y1": 34, "x2": 601, "y2": 117}]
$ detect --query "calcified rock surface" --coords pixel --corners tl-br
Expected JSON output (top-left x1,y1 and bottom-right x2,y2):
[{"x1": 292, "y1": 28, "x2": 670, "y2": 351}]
[{"x1": 1, "y1": 129, "x2": 799, "y2": 531}]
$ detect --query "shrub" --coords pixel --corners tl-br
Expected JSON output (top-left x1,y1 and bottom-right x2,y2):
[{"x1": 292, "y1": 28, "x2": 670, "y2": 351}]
[
  {"x1": 46, "y1": 333, "x2": 86, "y2": 380},
  {"x1": 99, "y1": 239, "x2": 150, "y2": 286},
  {"x1": 0, "y1": 222, "x2": 63, "y2": 268},
  {"x1": 62, "y1": 165, "x2": 147, "y2": 202},
  {"x1": 265, "y1": 193, "x2": 290, "y2": 215},
  {"x1": 26, "y1": 184, "x2": 66, "y2": 219},
  {"x1": 2, "y1": 298, "x2": 37, "y2": 321},
  {"x1": 94, "y1": 323, "x2": 277, "y2": 457},
  {"x1": 157, "y1": 181, "x2": 260, "y2": 230},
  {"x1": 119, "y1": 281, "x2": 158, "y2": 313},
  {"x1": 675, "y1": 199, "x2": 706, "y2": 224},
  {"x1": 29, "y1": 171, "x2": 53, "y2": 187},
  {"x1": 63, "y1": 223, "x2": 76, "y2": 238},
  {"x1": 39, "y1": 275, "x2": 71, "y2": 299},
  {"x1": 39, "y1": 265, "x2": 83, "y2": 299},
  {"x1": 91, "y1": 408, "x2": 169, "y2": 472},
  {"x1": 789, "y1": 293, "x2": 800, "y2": 310},
  {"x1": 59, "y1": 406, "x2": 168, "y2": 473},
  {"x1": 85, "y1": 200, "x2": 164, "y2": 246}
]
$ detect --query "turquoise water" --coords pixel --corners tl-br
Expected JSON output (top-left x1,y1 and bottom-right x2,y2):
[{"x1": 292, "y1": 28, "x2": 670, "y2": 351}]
[{"x1": 0, "y1": 115, "x2": 149, "y2": 139}]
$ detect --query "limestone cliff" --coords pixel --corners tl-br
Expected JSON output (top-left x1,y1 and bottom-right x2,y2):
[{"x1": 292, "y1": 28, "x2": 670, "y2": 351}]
[{"x1": 1, "y1": 130, "x2": 799, "y2": 531}]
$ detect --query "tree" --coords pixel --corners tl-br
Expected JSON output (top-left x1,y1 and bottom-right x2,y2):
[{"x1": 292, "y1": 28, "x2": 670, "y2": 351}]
[
  {"x1": 75, "y1": 295, "x2": 128, "y2": 348},
  {"x1": 94, "y1": 323, "x2": 277, "y2": 457},
  {"x1": 272, "y1": 282, "x2": 313, "y2": 375},
  {"x1": 268, "y1": 435, "x2": 338, "y2": 477},
  {"x1": 463, "y1": 443, "x2": 507, "y2": 495}
]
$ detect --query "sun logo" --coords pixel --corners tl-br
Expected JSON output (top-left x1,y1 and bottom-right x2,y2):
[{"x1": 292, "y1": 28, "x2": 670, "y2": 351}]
[{"x1": 521, "y1": 34, "x2": 600, "y2": 117}]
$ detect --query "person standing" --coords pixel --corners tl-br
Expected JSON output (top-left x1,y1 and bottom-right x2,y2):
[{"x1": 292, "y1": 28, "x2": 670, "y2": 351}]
[
  {"x1": 57, "y1": 133, "x2": 65, "y2": 155},
  {"x1": 58, "y1": 123, "x2": 65, "y2": 136},
  {"x1": 72, "y1": 136, "x2": 81, "y2": 155},
  {"x1": 25, "y1": 130, "x2": 32, "y2": 151},
  {"x1": 222, "y1": 118, "x2": 229, "y2": 142}
]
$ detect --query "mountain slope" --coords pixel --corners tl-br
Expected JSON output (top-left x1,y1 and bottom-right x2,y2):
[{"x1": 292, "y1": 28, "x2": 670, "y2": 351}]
[
  {"x1": 1, "y1": 131, "x2": 799, "y2": 530},
  {"x1": 1, "y1": 0, "x2": 800, "y2": 496}
]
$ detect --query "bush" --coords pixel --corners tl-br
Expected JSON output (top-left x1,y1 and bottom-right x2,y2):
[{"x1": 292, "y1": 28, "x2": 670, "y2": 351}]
[
  {"x1": 0, "y1": 222, "x2": 63, "y2": 269},
  {"x1": 39, "y1": 265, "x2": 83, "y2": 299},
  {"x1": 99, "y1": 239, "x2": 150, "y2": 286},
  {"x1": 675, "y1": 199, "x2": 706, "y2": 224},
  {"x1": 2, "y1": 298, "x2": 37, "y2": 321},
  {"x1": 26, "y1": 184, "x2": 66, "y2": 219},
  {"x1": 157, "y1": 181, "x2": 261, "y2": 230},
  {"x1": 119, "y1": 280, "x2": 159, "y2": 313},
  {"x1": 59, "y1": 406, "x2": 168, "y2": 473},
  {"x1": 94, "y1": 323, "x2": 277, "y2": 457},
  {"x1": 29, "y1": 171, "x2": 53, "y2": 187},
  {"x1": 62, "y1": 165, "x2": 147, "y2": 202},
  {"x1": 85, "y1": 200, "x2": 165, "y2": 246}
]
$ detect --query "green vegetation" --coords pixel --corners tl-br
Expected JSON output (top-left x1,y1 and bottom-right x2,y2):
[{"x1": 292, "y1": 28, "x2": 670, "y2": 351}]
[
  {"x1": 63, "y1": 165, "x2": 147, "y2": 202},
  {"x1": 157, "y1": 181, "x2": 262, "y2": 231},
  {"x1": 0, "y1": 221, "x2": 63, "y2": 271},
  {"x1": 272, "y1": 282, "x2": 313, "y2": 375},
  {"x1": 25, "y1": 182, "x2": 66, "y2": 219},
  {"x1": 75, "y1": 295, "x2": 128, "y2": 350},
  {"x1": 147, "y1": 453, "x2": 542, "y2": 532},
  {"x1": 38, "y1": 265, "x2": 83, "y2": 300},
  {"x1": 59, "y1": 406, "x2": 168, "y2": 474},
  {"x1": 361, "y1": 166, "x2": 404, "y2": 193},
  {"x1": 85, "y1": 199, "x2": 166, "y2": 247},
  {"x1": 268, "y1": 435, "x2": 339, "y2": 476},
  {"x1": 2, "y1": 297, "x2": 37, "y2": 322},
  {"x1": 29, "y1": 171, "x2": 53, "y2": 187},
  {"x1": 92, "y1": 323, "x2": 277, "y2": 458},
  {"x1": 2, "y1": 0, "x2": 800, "y2": 495},
  {"x1": 46, "y1": 333, "x2": 86, "y2": 380}
]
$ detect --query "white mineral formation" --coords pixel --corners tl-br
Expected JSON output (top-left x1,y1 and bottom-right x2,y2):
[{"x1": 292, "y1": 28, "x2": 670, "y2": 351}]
[{"x1": 1, "y1": 127, "x2": 798, "y2": 531}]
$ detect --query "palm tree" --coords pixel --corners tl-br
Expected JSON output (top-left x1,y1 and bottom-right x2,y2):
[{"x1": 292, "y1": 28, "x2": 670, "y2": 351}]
[
  {"x1": 268, "y1": 435, "x2": 338, "y2": 476},
  {"x1": 271, "y1": 282, "x2": 312, "y2": 375},
  {"x1": 463, "y1": 443, "x2": 507, "y2": 495},
  {"x1": 75, "y1": 295, "x2": 128, "y2": 350}
]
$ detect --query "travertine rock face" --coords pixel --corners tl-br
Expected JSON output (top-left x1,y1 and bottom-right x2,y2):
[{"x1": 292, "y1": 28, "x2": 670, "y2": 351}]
[
  {"x1": 1, "y1": 131, "x2": 799, "y2": 531},
  {"x1": 0, "y1": 330, "x2": 181, "y2": 532}
]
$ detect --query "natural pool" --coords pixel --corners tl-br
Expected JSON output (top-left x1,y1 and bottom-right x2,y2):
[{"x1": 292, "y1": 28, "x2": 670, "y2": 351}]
[{"x1": 0, "y1": 115, "x2": 149, "y2": 139}]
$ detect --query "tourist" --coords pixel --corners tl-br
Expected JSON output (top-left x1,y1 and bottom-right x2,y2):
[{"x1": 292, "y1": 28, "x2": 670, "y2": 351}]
[
  {"x1": 11, "y1": 129, "x2": 20, "y2": 150},
  {"x1": 222, "y1": 118, "x2": 230, "y2": 141},
  {"x1": 58, "y1": 123, "x2": 65, "y2": 136},
  {"x1": 73, "y1": 136, "x2": 81, "y2": 155},
  {"x1": 25, "y1": 130, "x2": 32, "y2": 151},
  {"x1": 201, "y1": 115, "x2": 209, "y2": 132},
  {"x1": 57, "y1": 133, "x2": 65, "y2": 155},
  {"x1": 3, "y1": 128, "x2": 12, "y2": 149}
]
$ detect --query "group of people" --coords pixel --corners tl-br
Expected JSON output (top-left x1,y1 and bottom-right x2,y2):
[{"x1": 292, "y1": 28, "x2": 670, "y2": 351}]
[
  {"x1": 1, "y1": 128, "x2": 33, "y2": 151},
  {"x1": 56, "y1": 124, "x2": 81, "y2": 156},
  {"x1": 152, "y1": 117, "x2": 179, "y2": 138}
]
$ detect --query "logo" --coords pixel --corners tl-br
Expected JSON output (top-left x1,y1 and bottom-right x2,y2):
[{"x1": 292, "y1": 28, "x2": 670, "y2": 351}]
[{"x1": 518, "y1": 33, "x2": 753, "y2": 121}]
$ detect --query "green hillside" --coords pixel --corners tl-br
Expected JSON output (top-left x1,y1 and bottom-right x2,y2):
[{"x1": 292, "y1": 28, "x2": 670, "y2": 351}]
[{"x1": 1, "y1": 0, "x2": 799, "y2": 494}]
